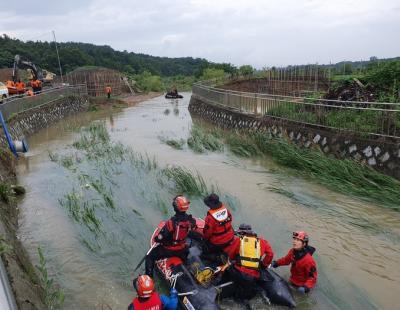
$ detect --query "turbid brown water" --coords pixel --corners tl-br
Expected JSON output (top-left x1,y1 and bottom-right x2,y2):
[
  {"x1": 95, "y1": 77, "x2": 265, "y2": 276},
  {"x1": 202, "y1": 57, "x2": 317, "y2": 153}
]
[{"x1": 16, "y1": 93, "x2": 400, "y2": 309}]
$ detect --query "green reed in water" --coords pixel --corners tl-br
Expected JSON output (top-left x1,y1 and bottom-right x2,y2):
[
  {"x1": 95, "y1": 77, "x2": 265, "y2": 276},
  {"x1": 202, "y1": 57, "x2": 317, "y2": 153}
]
[
  {"x1": 166, "y1": 139, "x2": 185, "y2": 150},
  {"x1": 178, "y1": 123, "x2": 400, "y2": 208},
  {"x1": 187, "y1": 125, "x2": 224, "y2": 153},
  {"x1": 163, "y1": 166, "x2": 209, "y2": 196},
  {"x1": 58, "y1": 189, "x2": 102, "y2": 233},
  {"x1": 36, "y1": 246, "x2": 65, "y2": 310},
  {"x1": 253, "y1": 135, "x2": 400, "y2": 208},
  {"x1": 48, "y1": 151, "x2": 76, "y2": 170}
]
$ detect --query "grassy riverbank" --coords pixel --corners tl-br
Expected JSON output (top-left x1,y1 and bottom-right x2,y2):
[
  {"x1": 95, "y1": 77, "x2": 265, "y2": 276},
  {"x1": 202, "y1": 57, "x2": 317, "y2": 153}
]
[{"x1": 163, "y1": 124, "x2": 400, "y2": 209}]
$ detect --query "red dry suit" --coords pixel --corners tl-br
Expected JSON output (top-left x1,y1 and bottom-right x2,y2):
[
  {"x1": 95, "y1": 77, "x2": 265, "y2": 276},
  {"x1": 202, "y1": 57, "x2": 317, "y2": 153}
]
[{"x1": 276, "y1": 246, "x2": 317, "y2": 289}]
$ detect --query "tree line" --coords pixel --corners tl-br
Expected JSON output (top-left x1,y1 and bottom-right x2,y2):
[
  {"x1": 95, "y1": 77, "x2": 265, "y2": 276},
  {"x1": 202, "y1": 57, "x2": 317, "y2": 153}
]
[{"x1": 0, "y1": 34, "x2": 236, "y2": 77}]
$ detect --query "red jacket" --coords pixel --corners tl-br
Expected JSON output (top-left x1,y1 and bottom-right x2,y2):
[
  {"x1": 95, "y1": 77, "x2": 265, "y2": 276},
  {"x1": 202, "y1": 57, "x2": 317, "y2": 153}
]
[
  {"x1": 230, "y1": 235, "x2": 274, "y2": 279},
  {"x1": 132, "y1": 292, "x2": 162, "y2": 310},
  {"x1": 155, "y1": 213, "x2": 196, "y2": 251},
  {"x1": 276, "y1": 246, "x2": 317, "y2": 289},
  {"x1": 203, "y1": 204, "x2": 234, "y2": 247}
]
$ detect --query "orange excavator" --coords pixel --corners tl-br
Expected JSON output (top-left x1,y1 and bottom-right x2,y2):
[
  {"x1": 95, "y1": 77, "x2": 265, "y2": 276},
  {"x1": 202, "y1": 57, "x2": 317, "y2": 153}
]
[{"x1": 6, "y1": 55, "x2": 44, "y2": 95}]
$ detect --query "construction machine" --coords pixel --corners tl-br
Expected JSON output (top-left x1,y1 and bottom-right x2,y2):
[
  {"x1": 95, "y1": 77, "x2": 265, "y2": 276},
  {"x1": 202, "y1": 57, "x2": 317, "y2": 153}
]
[{"x1": 6, "y1": 55, "x2": 44, "y2": 95}]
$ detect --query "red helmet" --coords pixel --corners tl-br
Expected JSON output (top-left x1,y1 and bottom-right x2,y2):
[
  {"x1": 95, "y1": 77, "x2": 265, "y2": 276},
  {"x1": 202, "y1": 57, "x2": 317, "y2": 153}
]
[
  {"x1": 172, "y1": 195, "x2": 190, "y2": 212},
  {"x1": 136, "y1": 275, "x2": 154, "y2": 298},
  {"x1": 293, "y1": 231, "x2": 309, "y2": 243}
]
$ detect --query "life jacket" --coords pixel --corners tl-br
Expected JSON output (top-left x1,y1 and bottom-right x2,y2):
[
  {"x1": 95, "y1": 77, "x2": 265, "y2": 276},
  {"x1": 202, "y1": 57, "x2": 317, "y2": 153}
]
[
  {"x1": 207, "y1": 204, "x2": 232, "y2": 236},
  {"x1": 132, "y1": 292, "x2": 162, "y2": 310},
  {"x1": 236, "y1": 235, "x2": 261, "y2": 270},
  {"x1": 163, "y1": 216, "x2": 193, "y2": 250}
]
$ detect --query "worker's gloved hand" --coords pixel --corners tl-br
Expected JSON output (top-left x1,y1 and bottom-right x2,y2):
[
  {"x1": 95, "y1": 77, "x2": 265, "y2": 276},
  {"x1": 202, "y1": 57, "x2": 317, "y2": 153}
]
[
  {"x1": 297, "y1": 286, "x2": 309, "y2": 294},
  {"x1": 271, "y1": 261, "x2": 278, "y2": 268},
  {"x1": 170, "y1": 288, "x2": 178, "y2": 297}
]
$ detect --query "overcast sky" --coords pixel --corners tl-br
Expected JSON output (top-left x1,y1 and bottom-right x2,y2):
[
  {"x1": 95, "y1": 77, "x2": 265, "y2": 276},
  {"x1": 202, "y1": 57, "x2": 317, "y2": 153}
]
[{"x1": 1, "y1": 0, "x2": 399, "y2": 68}]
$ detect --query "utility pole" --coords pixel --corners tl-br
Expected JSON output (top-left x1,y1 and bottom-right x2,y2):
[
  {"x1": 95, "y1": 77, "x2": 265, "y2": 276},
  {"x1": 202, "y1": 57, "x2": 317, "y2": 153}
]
[{"x1": 52, "y1": 30, "x2": 63, "y2": 84}]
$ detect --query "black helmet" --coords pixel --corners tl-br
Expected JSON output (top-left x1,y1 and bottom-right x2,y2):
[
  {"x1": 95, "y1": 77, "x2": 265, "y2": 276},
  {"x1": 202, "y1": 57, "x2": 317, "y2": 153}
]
[
  {"x1": 238, "y1": 223, "x2": 255, "y2": 236},
  {"x1": 203, "y1": 193, "x2": 222, "y2": 209}
]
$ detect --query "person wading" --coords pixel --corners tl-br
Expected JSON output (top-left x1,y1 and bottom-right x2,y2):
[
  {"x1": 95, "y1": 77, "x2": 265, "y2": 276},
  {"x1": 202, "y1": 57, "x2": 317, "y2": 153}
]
[
  {"x1": 271, "y1": 231, "x2": 317, "y2": 294},
  {"x1": 145, "y1": 195, "x2": 196, "y2": 277}
]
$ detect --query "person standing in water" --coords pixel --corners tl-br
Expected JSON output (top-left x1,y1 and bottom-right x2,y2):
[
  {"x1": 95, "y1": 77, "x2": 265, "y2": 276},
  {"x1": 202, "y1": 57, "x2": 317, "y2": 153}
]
[{"x1": 272, "y1": 231, "x2": 317, "y2": 294}]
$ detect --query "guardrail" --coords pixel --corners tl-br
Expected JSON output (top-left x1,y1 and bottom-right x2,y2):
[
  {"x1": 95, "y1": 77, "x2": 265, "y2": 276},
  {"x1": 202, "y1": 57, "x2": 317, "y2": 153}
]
[
  {"x1": 0, "y1": 84, "x2": 88, "y2": 120},
  {"x1": 193, "y1": 83, "x2": 400, "y2": 138}
]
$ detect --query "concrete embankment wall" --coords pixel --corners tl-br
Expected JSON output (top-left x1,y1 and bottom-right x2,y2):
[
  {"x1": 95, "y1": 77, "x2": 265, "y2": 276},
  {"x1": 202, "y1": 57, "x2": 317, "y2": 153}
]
[
  {"x1": 0, "y1": 94, "x2": 89, "y2": 309},
  {"x1": 189, "y1": 95, "x2": 400, "y2": 180},
  {"x1": 1, "y1": 95, "x2": 89, "y2": 148}
]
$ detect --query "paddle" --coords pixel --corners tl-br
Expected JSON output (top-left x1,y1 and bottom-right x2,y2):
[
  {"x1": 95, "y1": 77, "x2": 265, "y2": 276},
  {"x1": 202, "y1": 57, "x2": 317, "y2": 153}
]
[{"x1": 133, "y1": 243, "x2": 159, "y2": 272}]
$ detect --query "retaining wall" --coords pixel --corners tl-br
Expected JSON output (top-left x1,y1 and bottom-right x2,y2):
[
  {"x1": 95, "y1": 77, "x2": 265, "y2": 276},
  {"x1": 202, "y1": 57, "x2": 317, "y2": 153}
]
[
  {"x1": 0, "y1": 95, "x2": 89, "y2": 148},
  {"x1": 189, "y1": 95, "x2": 400, "y2": 180}
]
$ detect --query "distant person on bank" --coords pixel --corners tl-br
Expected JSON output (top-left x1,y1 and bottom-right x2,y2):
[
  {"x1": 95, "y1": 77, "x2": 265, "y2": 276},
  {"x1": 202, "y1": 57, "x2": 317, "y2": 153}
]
[{"x1": 106, "y1": 86, "x2": 112, "y2": 99}]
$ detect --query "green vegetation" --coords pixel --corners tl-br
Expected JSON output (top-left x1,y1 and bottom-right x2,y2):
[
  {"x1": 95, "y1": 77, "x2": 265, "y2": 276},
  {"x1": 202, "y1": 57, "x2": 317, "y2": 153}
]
[
  {"x1": 58, "y1": 190, "x2": 102, "y2": 233},
  {"x1": 266, "y1": 101, "x2": 399, "y2": 134},
  {"x1": 250, "y1": 134, "x2": 400, "y2": 208},
  {"x1": 163, "y1": 166, "x2": 209, "y2": 196},
  {"x1": 180, "y1": 124, "x2": 400, "y2": 208},
  {"x1": 200, "y1": 68, "x2": 226, "y2": 81},
  {"x1": 132, "y1": 71, "x2": 164, "y2": 92},
  {"x1": 0, "y1": 35, "x2": 235, "y2": 77},
  {"x1": 165, "y1": 139, "x2": 186, "y2": 150},
  {"x1": 162, "y1": 75, "x2": 197, "y2": 92},
  {"x1": 0, "y1": 235, "x2": 12, "y2": 255},
  {"x1": 266, "y1": 102, "x2": 318, "y2": 124},
  {"x1": 0, "y1": 182, "x2": 12, "y2": 203},
  {"x1": 187, "y1": 125, "x2": 224, "y2": 153},
  {"x1": 226, "y1": 133, "x2": 261, "y2": 157},
  {"x1": 36, "y1": 247, "x2": 65, "y2": 310},
  {"x1": 364, "y1": 60, "x2": 400, "y2": 102},
  {"x1": 238, "y1": 65, "x2": 255, "y2": 76},
  {"x1": 54, "y1": 121, "x2": 219, "y2": 242}
]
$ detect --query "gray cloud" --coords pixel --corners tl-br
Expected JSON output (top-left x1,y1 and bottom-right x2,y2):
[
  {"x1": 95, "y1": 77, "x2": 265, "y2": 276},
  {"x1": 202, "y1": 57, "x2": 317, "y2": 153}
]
[{"x1": 0, "y1": 0, "x2": 399, "y2": 67}]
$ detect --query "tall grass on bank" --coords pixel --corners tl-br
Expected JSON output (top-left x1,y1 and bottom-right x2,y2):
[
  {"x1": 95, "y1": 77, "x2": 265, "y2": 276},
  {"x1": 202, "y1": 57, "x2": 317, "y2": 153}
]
[
  {"x1": 184, "y1": 123, "x2": 400, "y2": 208},
  {"x1": 249, "y1": 133, "x2": 400, "y2": 208}
]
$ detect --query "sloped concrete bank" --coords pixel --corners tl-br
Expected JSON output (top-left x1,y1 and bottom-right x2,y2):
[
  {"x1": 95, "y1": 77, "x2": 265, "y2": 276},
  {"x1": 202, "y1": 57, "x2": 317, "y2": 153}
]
[{"x1": 189, "y1": 95, "x2": 400, "y2": 180}]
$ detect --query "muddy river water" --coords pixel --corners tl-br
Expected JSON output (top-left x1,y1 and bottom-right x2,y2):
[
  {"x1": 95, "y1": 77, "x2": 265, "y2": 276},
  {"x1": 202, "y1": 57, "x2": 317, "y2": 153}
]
[{"x1": 16, "y1": 94, "x2": 400, "y2": 309}]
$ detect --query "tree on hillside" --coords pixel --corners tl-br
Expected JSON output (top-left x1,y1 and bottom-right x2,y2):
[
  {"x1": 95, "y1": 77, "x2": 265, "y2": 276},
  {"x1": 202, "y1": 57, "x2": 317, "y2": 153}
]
[
  {"x1": 0, "y1": 35, "x2": 229, "y2": 77},
  {"x1": 239, "y1": 65, "x2": 254, "y2": 76},
  {"x1": 200, "y1": 68, "x2": 226, "y2": 81}
]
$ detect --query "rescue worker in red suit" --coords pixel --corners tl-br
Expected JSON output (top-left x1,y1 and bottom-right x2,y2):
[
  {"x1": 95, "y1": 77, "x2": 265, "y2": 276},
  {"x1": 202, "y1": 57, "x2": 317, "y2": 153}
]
[
  {"x1": 145, "y1": 195, "x2": 196, "y2": 277},
  {"x1": 202, "y1": 194, "x2": 235, "y2": 260},
  {"x1": 128, "y1": 275, "x2": 178, "y2": 310},
  {"x1": 224, "y1": 223, "x2": 274, "y2": 300},
  {"x1": 271, "y1": 231, "x2": 317, "y2": 294}
]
